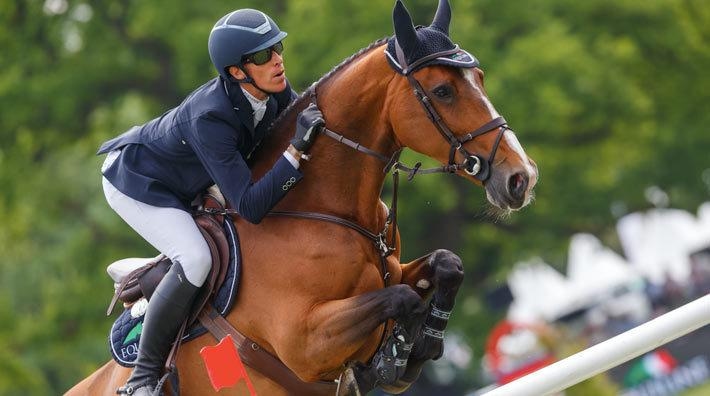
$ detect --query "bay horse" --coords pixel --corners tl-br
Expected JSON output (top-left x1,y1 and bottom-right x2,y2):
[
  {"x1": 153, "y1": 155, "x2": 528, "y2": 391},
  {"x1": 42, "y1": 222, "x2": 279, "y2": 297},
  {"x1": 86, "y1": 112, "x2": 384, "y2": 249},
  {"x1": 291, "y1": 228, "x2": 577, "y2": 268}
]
[{"x1": 68, "y1": 0, "x2": 537, "y2": 394}]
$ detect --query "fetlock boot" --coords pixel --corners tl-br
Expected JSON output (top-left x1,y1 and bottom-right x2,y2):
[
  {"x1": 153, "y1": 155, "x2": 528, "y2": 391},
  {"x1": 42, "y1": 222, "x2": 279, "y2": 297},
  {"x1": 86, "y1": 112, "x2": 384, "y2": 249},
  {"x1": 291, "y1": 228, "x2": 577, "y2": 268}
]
[
  {"x1": 117, "y1": 262, "x2": 200, "y2": 396},
  {"x1": 372, "y1": 324, "x2": 414, "y2": 385}
]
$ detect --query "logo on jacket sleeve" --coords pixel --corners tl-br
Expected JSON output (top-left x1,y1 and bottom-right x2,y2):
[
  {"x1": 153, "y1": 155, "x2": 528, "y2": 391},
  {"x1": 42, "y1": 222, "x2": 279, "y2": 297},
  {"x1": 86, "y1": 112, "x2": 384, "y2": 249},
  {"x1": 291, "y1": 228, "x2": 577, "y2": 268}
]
[{"x1": 282, "y1": 177, "x2": 297, "y2": 191}]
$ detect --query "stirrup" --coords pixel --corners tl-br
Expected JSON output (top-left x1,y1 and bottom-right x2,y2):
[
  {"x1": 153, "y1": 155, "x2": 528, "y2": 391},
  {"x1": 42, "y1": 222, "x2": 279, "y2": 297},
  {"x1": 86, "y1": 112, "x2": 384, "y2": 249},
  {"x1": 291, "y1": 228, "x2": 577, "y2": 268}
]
[
  {"x1": 116, "y1": 371, "x2": 171, "y2": 396},
  {"x1": 336, "y1": 366, "x2": 362, "y2": 396},
  {"x1": 116, "y1": 382, "x2": 156, "y2": 396}
]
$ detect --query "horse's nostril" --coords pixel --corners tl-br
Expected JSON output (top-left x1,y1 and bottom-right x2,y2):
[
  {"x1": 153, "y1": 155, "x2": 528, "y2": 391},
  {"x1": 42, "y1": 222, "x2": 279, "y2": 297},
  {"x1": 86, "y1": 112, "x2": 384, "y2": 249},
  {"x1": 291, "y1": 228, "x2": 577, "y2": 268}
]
[{"x1": 508, "y1": 172, "x2": 528, "y2": 202}]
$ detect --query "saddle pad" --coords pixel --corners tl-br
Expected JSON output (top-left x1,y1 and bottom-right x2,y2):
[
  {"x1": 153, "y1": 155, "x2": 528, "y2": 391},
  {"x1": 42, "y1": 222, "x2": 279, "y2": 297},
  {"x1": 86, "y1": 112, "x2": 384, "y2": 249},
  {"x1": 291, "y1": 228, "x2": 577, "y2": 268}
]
[
  {"x1": 109, "y1": 303, "x2": 146, "y2": 367},
  {"x1": 109, "y1": 217, "x2": 241, "y2": 367}
]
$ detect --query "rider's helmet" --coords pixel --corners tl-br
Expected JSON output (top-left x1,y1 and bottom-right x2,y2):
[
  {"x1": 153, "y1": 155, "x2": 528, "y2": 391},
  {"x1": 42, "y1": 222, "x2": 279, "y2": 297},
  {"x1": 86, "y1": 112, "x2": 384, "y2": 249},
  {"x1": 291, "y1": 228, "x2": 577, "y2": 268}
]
[{"x1": 208, "y1": 9, "x2": 287, "y2": 81}]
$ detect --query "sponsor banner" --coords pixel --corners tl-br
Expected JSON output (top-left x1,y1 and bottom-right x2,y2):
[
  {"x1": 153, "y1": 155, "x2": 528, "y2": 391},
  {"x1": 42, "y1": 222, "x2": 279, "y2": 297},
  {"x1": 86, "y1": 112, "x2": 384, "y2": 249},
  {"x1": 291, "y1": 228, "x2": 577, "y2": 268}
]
[{"x1": 609, "y1": 325, "x2": 710, "y2": 395}]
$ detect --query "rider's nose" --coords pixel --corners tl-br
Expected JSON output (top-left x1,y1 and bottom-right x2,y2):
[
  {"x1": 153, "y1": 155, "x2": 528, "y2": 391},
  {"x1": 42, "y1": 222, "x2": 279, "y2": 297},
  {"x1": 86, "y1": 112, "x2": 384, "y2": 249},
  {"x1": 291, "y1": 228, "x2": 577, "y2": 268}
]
[{"x1": 272, "y1": 51, "x2": 283, "y2": 65}]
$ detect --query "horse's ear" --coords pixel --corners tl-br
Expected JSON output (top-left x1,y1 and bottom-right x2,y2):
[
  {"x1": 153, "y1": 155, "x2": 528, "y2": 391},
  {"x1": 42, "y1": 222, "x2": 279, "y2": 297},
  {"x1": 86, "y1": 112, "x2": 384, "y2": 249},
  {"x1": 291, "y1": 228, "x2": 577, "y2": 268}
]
[
  {"x1": 431, "y1": 0, "x2": 451, "y2": 35},
  {"x1": 393, "y1": 0, "x2": 419, "y2": 58}
]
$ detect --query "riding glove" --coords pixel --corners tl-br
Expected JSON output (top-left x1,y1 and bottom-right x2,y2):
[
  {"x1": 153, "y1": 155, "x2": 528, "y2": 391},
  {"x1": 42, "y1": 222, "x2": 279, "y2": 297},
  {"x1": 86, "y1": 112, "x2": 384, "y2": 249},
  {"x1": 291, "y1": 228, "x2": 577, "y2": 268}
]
[{"x1": 290, "y1": 103, "x2": 324, "y2": 152}]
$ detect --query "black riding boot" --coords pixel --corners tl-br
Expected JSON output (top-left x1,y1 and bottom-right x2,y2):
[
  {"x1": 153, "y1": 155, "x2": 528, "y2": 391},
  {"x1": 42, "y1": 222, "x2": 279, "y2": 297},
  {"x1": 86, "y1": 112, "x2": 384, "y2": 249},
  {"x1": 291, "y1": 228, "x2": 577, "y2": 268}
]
[{"x1": 117, "y1": 262, "x2": 199, "y2": 396}]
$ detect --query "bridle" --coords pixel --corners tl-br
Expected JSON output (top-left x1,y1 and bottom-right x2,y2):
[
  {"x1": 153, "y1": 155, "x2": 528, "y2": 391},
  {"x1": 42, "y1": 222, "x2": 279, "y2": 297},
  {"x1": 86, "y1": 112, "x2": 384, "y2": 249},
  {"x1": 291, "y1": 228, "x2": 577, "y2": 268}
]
[
  {"x1": 195, "y1": 42, "x2": 501, "y2": 396},
  {"x1": 316, "y1": 42, "x2": 511, "y2": 182},
  {"x1": 393, "y1": 41, "x2": 510, "y2": 182},
  {"x1": 267, "y1": 44, "x2": 511, "y2": 285}
]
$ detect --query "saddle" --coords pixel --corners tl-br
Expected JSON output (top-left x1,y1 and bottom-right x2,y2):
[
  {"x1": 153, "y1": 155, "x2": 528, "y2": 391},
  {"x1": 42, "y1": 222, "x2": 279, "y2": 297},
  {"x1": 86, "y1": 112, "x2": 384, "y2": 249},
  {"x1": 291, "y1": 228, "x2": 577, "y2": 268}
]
[
  {"x1": 106, "y1": 193, "x2": 231, "y2": 318},
  {"x1": 105, "y1": 190, "x2": 340, "y2": 395}
]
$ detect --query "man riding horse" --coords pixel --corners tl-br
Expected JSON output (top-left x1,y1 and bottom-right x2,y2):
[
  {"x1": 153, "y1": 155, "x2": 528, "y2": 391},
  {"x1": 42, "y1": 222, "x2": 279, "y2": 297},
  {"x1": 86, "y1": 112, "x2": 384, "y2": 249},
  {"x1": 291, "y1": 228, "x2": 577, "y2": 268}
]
[
  {"x1": 98, "y1": 8, "x2": 324, "y2": 395},
  {"x1": 74, "y1": 0, "x2": 538, "y2": 394}
]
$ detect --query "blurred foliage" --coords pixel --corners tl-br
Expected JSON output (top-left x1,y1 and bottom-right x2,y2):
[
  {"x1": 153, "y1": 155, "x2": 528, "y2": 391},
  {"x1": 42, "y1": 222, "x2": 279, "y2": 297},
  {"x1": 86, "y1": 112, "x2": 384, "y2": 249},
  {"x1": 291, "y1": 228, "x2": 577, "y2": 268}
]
[{"x1": 2, "y1": 0, "x2": 709, "y2": 394}]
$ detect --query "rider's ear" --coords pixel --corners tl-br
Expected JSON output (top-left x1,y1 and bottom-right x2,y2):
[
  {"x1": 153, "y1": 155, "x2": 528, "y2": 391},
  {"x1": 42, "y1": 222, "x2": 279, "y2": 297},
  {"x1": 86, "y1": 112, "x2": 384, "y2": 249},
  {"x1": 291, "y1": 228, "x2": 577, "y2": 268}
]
[{"x1": 228, "y1": 66, "x2": 246, "y2": 81}]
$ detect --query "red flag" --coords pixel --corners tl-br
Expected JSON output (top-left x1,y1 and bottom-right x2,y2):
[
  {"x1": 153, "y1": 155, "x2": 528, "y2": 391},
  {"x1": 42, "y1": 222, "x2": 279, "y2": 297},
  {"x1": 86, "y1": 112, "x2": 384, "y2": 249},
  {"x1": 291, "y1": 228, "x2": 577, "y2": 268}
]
[{"x1": 200, "y1": 335, "x2": 257, "y2": 394}]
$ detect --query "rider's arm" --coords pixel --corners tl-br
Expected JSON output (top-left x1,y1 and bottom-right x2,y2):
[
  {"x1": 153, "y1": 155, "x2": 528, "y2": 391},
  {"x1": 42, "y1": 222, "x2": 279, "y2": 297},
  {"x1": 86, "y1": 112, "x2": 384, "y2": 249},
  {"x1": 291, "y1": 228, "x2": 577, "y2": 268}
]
[{"x1": 191, "y1": 115, "x2": 302, "y2": 224}]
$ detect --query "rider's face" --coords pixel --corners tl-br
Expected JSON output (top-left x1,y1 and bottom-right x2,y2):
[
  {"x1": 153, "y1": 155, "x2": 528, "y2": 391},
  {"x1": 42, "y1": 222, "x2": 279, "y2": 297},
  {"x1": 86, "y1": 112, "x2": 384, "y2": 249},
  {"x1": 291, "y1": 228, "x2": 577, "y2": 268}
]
[{"x1": 230, "y1": 50, "x2": 287, "y2": 100}]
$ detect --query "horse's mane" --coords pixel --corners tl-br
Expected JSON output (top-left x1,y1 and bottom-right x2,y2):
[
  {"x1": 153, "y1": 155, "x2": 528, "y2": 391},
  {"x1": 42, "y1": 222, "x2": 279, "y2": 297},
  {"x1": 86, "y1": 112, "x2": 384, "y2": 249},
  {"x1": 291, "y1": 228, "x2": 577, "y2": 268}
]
[
  {"x1": 270, "y1": 37, "x2": 390, "y2": 132},
  {"x1": 246, "y1": 37, "x2": 389, "y2": 172}
]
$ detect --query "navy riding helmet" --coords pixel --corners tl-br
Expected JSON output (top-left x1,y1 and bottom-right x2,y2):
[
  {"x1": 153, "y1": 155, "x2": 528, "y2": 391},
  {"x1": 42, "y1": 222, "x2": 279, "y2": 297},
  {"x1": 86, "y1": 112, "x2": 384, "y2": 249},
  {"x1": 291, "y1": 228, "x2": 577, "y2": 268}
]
[{"x1": 208, "y1": 9, "x2": 287, "y2": 81}]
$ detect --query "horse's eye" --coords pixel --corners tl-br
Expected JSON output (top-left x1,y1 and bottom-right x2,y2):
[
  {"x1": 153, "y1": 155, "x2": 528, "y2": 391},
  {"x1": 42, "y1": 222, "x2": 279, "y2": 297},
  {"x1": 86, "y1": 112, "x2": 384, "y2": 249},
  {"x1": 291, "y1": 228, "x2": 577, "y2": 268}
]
[{"x1": 432, "y1": 85, "x2": 453, "y2": 100}]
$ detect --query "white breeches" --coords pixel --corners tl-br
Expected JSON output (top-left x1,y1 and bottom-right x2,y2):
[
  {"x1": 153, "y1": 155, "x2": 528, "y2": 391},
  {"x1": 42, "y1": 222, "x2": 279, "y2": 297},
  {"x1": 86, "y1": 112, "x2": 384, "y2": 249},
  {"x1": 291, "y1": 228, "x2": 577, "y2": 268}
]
[{"x1": 101, "y1": 152, "x2": 211, "y2": 286}]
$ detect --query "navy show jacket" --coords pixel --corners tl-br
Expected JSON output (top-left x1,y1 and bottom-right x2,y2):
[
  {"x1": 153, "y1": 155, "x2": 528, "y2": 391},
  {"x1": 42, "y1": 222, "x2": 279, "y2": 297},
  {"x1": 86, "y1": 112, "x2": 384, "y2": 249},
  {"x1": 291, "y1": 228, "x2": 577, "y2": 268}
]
[{"x1": 98, "y1": 77, "x2": 301, "y2": 224}]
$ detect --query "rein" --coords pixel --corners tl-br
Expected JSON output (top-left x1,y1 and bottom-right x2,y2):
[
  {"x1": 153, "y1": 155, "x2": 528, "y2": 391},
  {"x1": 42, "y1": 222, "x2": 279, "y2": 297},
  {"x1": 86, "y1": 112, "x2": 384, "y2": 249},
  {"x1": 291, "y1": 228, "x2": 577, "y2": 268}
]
[
  {"x1": 264, "y1": 44, "x2": 513, "y2": 287},
  {"x1": 210, "y1": 42, "x2": 513, "y2": 312},
  {"x1": 267, "y1": 210, "x2": 394, "y2": 284},
  {"x1": 198, "y1": 43, "x2": 494, "y2": 393}
]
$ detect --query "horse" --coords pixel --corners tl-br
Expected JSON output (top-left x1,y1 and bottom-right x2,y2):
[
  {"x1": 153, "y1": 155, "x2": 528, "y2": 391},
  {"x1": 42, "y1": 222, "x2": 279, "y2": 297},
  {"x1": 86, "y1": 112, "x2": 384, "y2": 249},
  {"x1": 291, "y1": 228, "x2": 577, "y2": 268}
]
[{"x1": 67, "y1": 0, "x2": 537, "y2": 394}]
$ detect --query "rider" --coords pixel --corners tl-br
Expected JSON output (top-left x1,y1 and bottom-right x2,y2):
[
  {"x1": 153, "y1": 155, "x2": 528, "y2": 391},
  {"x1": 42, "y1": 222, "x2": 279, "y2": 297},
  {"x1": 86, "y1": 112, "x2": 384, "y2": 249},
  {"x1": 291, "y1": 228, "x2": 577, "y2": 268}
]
[{"x1": 98, "y1": 8, "x2": 324, "y2": 396}]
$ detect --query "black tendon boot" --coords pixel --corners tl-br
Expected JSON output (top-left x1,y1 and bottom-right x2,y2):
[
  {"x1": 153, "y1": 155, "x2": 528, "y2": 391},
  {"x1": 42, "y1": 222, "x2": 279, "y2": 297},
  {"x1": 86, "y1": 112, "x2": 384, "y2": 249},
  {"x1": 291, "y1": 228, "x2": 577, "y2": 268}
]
[
  {"x1": 373, "y1": 324, "x2": 414, "y2": 385},
  {"x1": 117, "y1": 262, "x2": 199, "y2": 395}
]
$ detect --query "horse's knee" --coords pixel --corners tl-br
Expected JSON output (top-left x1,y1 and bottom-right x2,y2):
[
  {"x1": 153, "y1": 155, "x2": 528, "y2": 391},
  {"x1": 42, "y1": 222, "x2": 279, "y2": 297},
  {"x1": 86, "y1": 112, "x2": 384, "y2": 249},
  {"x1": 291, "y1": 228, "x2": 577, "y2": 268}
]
[
  {"x1": 430, "y1": 249, "x2": 464, "y2": 288},
  {"x1": 386, "y1": 284, "x2": 427, "y2": 320}
]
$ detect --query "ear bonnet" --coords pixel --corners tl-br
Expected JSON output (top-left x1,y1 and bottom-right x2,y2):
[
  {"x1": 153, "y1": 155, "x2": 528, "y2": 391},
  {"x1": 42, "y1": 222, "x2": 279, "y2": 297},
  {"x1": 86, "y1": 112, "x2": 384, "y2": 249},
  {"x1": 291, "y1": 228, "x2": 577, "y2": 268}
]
[{"x1": 386, "y1": 0, "x2": 478, "y2": 75}]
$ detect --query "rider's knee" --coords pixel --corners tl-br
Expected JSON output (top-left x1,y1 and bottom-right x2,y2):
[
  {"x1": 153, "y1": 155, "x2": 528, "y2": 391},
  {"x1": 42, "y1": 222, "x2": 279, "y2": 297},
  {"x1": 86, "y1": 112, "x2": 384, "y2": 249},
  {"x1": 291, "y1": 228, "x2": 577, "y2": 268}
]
[{"x1": 174, "y1": 245, "x2": 211, "y2": 287}]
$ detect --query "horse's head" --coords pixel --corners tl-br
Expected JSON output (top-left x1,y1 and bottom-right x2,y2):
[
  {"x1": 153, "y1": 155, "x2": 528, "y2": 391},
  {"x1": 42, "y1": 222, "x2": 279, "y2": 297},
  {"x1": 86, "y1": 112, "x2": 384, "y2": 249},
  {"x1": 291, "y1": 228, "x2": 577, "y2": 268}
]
[{"x1": 386, "y1": 0, "x2": 537, "y2": 210}]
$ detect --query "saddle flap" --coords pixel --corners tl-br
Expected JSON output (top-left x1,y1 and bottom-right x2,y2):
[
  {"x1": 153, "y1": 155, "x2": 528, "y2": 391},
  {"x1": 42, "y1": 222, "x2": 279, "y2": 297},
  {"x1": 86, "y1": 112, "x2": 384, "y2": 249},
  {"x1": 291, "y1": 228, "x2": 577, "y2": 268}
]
[
  {"x1": 186, "y1": 213, "x2": 231, "y2": 325},
  {"x1": 195, "y1": 215, "x2": 230, "y2": 289}
]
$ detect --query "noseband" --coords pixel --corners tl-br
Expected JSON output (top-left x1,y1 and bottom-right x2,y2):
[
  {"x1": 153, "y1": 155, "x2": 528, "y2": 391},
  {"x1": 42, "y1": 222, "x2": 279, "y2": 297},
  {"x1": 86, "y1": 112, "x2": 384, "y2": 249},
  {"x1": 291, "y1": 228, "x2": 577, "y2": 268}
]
[{"x1": 394, "y1": 42, "x2": 509, "y2": 182}]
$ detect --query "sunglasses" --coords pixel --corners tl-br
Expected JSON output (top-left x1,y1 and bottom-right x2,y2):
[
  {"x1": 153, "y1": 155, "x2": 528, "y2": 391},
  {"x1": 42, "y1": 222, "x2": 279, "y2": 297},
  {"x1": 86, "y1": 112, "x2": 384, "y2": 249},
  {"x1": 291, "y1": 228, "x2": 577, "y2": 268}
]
[{"x1": 242, "y1": 42, "x2": 284, "y2": 66}]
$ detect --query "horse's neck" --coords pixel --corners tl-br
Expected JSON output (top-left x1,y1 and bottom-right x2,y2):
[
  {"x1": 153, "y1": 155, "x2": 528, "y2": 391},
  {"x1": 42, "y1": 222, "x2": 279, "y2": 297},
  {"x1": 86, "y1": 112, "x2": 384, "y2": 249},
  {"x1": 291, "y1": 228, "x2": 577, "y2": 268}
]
[{"x1": 276, "y1": 46, "x2": 397, "y2": 229}]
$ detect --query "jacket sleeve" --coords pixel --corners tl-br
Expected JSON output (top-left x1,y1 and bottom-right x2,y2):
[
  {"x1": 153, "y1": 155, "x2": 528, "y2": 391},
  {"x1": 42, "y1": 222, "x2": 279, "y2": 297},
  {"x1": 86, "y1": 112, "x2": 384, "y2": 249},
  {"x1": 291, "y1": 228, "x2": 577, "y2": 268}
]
[{"x1": 190, "y1": 114, "x2": 302, "y2": 224}]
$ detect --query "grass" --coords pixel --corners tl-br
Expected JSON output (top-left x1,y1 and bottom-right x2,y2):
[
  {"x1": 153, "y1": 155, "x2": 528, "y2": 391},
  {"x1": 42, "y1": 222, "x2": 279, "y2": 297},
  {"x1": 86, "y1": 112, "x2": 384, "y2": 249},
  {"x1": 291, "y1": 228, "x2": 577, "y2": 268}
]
[{"x1": 680, "y1": 382, "x2": 710, "y2": 396}]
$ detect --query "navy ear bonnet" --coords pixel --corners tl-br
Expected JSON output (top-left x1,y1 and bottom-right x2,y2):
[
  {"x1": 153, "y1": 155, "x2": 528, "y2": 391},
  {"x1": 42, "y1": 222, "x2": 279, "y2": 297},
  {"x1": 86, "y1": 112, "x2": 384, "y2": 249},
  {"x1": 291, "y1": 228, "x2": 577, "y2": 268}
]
[{"x1": 386, "y1": 0, "x2": 479, "y2": 75}]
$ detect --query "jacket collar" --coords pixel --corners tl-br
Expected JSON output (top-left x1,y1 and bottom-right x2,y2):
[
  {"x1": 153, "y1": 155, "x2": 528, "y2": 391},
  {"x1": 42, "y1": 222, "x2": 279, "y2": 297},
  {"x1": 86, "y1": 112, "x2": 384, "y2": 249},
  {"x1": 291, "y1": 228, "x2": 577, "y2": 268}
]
[{"x1": 224, "y1": 79, "x2": 257, "y2": 136}]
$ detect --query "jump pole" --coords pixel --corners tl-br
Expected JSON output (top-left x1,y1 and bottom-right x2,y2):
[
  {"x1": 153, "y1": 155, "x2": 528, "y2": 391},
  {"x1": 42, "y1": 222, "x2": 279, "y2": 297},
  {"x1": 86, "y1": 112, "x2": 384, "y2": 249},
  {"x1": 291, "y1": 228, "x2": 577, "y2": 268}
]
[{"x1": 483, "y1": 293, "x2": 710, "y2": 396}]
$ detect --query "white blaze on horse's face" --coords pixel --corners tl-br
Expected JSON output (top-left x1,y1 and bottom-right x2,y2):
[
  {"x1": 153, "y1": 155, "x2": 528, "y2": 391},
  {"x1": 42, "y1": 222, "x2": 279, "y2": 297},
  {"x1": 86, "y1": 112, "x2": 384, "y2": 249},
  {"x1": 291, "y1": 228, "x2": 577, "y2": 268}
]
[
  {"x1": 462, "y1": 68, "x2": 498, "y2": 118},
  {"x1": 463, "y1": 69, "x2": 529, "y2": 169},
  {"x1": 462, "y1": 68, "x2": 538, "y2": 210}
]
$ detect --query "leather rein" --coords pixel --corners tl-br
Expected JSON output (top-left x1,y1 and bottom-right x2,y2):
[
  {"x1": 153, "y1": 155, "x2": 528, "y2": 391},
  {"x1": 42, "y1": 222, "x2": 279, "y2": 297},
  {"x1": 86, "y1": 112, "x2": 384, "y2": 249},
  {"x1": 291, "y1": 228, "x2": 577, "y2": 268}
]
[
  {"x1": 193, "y1": 45, "x2": 513, "y2": 393},
  {"x1": 267, "y1": 43, "x2": 512, "y2": 285}
]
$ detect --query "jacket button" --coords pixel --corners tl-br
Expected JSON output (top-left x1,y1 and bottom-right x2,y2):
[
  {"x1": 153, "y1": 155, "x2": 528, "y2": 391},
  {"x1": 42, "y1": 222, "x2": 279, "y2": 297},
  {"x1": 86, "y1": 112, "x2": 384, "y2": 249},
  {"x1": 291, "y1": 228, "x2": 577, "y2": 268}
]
[{"x1": 181, "y1": 140, "x2": 186, "y2": 145}]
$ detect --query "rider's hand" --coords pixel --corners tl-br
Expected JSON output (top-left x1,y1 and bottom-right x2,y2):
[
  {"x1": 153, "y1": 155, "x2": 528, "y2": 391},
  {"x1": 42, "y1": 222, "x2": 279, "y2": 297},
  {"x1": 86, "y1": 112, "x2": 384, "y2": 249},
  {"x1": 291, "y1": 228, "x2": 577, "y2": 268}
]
[{"x1": 290, "y1": 103, "x2": 324, "y2": 152}]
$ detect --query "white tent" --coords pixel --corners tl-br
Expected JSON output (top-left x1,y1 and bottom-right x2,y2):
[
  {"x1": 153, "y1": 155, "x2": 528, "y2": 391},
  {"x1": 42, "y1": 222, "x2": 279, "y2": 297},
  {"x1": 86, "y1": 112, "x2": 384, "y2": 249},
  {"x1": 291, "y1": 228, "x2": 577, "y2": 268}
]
[
  {"x1": 507, "y1": 258, "x2": 573, "y2": 323},
  {"x1": 566, "y1": 233, "x2": 642, "y2": 300},
  {"x1": 696, "y1": 202, "x2": 710, "y2": 250},
  {"x1": 507, "y1": 234, "x2": 643, "y2": 323},
  {"x1": 506, "y1": 203, "x2": 710, "y2": 323},
  {"x1": 616, "y1": 206, "x2": 710, "y2": 284},
  {"x1": 566, "y1": 233, "x2": 648, "y2": 322}
]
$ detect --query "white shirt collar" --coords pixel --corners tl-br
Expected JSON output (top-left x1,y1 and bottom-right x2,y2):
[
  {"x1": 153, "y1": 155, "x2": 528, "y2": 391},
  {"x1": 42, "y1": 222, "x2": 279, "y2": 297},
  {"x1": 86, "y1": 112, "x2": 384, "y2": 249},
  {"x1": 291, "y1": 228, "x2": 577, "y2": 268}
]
[{"x1": 240, "y1": 87, "x2": 270, "y2": 127}]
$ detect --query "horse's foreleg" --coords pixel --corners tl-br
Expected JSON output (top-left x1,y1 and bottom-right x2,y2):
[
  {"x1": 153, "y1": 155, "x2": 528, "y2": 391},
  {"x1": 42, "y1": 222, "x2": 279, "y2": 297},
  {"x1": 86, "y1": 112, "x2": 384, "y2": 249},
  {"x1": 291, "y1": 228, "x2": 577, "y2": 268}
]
[
  {"x1": 383, "y1": 249, "x2": 464, "y2": 393},
  {"x1": 411, "y1": 249, "x2": 464, "y2": 361},
  {"x1": 292, "y1": 284, "x2": 427, "y2": 382}
]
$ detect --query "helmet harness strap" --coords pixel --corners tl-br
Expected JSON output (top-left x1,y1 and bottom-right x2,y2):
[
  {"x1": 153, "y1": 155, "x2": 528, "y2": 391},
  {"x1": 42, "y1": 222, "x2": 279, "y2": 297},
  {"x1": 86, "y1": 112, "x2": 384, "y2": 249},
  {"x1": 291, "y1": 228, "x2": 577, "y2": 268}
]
[{"x1": 231, "y1": 68, "x2": 272, "y2": 97}]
